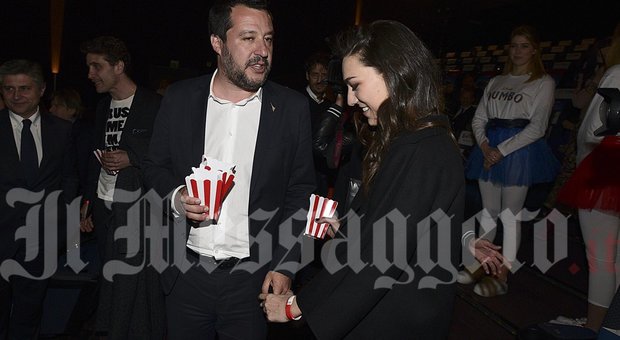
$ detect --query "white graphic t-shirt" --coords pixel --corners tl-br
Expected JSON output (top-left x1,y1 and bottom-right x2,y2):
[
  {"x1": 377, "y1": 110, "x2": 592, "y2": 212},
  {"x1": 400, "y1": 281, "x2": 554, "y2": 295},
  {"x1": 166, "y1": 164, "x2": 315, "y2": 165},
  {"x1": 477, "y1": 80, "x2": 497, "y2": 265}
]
[{"x1": 97, "y1": 95, "x2": 134, "y2": 201}]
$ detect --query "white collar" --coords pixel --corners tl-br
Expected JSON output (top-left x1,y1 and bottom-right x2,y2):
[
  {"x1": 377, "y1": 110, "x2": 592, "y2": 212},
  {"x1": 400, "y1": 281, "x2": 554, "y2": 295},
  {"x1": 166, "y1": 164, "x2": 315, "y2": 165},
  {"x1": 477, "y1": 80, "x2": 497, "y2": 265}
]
[
  {"x1": 209, "y1": 69, "x2": 263, "y2": 106},
  {"x1": 306, "y1": 86, "x2": 324, "y2": 104},
  {"x1": 9, "y1": 107, "x2": 41, "y2": 126}
]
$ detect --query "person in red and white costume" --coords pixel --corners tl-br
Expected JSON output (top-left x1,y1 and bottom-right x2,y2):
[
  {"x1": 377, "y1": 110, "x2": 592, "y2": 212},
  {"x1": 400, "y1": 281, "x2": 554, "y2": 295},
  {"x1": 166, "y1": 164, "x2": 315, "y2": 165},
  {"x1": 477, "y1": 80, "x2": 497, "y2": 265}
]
[{"x1": 558, "y1": 31, "x2": 620, "y2": 332}]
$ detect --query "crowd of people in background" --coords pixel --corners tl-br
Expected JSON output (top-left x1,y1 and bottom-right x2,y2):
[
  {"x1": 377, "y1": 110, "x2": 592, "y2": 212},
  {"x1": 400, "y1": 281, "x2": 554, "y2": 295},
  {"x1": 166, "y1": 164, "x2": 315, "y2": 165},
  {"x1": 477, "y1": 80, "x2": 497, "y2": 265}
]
[{"x1": 1, "y1": 0, "x2": 619, "y2": 338}]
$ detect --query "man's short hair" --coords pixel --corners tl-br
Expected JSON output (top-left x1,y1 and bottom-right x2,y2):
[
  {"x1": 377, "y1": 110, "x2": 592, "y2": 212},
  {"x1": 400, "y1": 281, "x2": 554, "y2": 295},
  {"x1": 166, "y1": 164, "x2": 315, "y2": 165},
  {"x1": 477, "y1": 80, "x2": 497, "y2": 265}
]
[
  {"x1": 0, "y1": 59, "x2": 45, "y2": 88},
  {"x1": 52, "y1": 88, "x2": 83, "y2": 115},
  {"x1": 304, "y1": 52, "x2": 330, "y2": 73},
  {"x1": 80, "y1": 36, "x2": 131, "y2": 73},
  {"x1": 208, "y1": 0, "x2": 270, "y2": 42}
]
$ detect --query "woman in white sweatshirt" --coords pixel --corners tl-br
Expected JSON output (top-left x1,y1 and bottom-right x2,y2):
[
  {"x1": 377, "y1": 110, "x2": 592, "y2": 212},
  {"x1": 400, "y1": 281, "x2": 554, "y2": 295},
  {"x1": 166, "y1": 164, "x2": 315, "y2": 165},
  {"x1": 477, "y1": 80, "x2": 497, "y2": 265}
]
[{"x1": 462, "y1": 25, "x2": 560, "y2": 297}]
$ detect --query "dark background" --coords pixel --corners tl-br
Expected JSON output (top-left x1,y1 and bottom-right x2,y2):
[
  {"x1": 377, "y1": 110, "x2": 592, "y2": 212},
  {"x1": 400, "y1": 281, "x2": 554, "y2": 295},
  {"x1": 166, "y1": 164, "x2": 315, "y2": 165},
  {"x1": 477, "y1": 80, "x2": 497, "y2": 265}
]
[{"x1": 2, "y1": 0, "x2": 619, "y2": 109}]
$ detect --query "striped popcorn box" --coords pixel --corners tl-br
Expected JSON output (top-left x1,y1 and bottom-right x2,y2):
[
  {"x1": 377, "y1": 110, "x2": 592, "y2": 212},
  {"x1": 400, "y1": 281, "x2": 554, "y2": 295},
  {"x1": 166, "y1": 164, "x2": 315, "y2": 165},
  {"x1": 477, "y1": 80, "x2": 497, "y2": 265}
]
[
  {"x1": 185, "y1": 157, "x2": 235, "y2": 223},
  {"x1": 304, "y1": 194, "x2": 338, "y2": 239}
]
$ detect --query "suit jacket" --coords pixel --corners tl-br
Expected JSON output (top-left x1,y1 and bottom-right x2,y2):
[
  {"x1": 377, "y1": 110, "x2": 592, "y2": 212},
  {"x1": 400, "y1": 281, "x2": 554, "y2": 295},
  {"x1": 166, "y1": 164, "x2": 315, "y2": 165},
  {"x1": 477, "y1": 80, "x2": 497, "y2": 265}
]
[
  {"x1": 451, "y1": 105, "x2": 476, "y2": 138},
  {"x1": 143, "y1": 74, "x2": 316, "y2": 293},
  {"x1": 297, "y1": 116, "x2": 464, "y2": 340},
  {"x1": 85, "y1": 87, "x2": 163, "y2": 339},
  {"x1": 303, "y1": 89, "x2": 330, "y2": 133},
  {"x1": 0, "y1": 109, "x2": 78, "y2": 260},
  {"x1": 451, "y1": 106, "x2": 476, "y2": 158},
  {"x1": 85, "y1": 86, "x2": 160, "y2": 256},
  {"x1": 85, "y1": 86, "x2": 161, "y2": 202},
  {"x1": 72, "y1": 117, "x2": 95, "y2": 195}
]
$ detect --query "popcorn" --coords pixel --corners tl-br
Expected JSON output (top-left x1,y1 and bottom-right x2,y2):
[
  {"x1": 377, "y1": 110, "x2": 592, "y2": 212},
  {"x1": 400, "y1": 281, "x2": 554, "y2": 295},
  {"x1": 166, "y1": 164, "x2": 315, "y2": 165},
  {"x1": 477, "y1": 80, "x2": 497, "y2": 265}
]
[
  {"x1": 185, "y1": 156, "x2": 236, "y2": 223},
  {"x1": 93, "y1": 149, "x2": 118, "y2": 175},
  {"x1": 304, "y1": 194, "x2": 338, "y2": 239}
]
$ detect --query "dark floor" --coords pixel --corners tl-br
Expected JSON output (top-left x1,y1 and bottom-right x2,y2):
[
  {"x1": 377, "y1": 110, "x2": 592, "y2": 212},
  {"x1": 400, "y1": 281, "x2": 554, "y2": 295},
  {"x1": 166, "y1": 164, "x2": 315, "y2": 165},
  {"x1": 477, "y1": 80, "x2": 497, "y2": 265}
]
[
  {"x1": 267, "y1": 213, "x2": 591, "y2": 340},
  {"x1": 41, "y1": 212, "x2": 591, "y2": 340},
  {"x1": 446, "y1": 212, "x2": 590, "y2": 340}
]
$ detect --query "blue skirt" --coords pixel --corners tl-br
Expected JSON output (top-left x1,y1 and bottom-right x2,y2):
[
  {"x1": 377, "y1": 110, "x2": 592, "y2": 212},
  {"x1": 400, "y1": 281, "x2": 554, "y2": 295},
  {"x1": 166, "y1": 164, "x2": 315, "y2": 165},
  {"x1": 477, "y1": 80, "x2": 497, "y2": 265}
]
[{"x1": 465, "y1": 126, "x2": 560, "y2": 186}]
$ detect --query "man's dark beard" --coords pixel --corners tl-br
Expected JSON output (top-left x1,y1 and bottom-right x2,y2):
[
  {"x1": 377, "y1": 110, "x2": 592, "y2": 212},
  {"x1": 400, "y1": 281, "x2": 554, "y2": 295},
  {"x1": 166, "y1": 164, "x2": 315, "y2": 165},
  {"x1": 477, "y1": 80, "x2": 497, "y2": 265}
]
[{"x1": 221, "y1": 45, "x2": 270, "y2": 92}]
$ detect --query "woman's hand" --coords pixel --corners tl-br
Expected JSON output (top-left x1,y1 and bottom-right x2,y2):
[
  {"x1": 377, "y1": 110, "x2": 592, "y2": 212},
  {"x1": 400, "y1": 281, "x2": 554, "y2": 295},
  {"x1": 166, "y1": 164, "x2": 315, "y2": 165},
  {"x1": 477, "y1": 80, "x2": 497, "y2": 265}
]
[
  {"x1": 480, "y1": 141, "x2": 492, "y2": 158},
  {"x1": 481, "y1": 141, "x2": 503, "y2": 170},
  {"x1": 316, "y1": 216, "x2": 340, "y2": 238},
  {"x1": 480, "y1": 141, "x2": 494, "y2": 167},
  {"x1": 469, "y1": 238, "x2": 510, "y2": 277},
  {"x1": 487, "y1": 148, "x2": 504, "y2": 165}
]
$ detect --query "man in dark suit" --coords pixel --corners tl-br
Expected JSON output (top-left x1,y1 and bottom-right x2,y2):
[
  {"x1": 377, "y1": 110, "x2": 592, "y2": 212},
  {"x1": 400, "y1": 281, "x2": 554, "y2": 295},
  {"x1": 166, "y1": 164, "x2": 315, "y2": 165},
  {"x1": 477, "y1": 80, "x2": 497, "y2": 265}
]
[
  {"x1": 0, "y1": 59, "x2": 78, "y2": 338},
  {"x1": 303, "y1": 52, "x2": 331, "y2": 131},
  {"x1": 303, "y1": 52, "x2": 337, "y2": 197},
  {"x1": 49, "y1": 88, "x2": 95, "y2": 197},
  {"x1": 142, "y1": 0, "x2": 315, "y2": 338},
  {"x1": 451, "y1": 86, "x2": 477, "y2": 159},
  {"x1": 80, "y1": 36, "x2": 165, "y2": 339}
]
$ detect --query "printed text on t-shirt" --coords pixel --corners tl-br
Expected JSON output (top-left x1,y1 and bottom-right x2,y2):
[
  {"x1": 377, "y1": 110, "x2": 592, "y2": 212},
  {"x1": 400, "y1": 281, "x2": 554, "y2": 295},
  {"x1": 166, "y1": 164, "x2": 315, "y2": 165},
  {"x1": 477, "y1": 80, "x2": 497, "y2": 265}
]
[
  {"x1": 489, "y1": 90, "x2": 523, "y2": 103},
  {"x1": 106, "y1": 106, "x2": 130, "y2": 147}
]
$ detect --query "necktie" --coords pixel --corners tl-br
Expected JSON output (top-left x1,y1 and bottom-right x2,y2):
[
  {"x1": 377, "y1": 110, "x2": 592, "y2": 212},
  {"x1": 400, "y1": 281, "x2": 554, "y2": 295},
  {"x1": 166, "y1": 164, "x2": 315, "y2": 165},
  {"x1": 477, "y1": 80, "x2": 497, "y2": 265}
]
[{"x1": 21, "y1": 119, "x2": 39, "y2": 186}]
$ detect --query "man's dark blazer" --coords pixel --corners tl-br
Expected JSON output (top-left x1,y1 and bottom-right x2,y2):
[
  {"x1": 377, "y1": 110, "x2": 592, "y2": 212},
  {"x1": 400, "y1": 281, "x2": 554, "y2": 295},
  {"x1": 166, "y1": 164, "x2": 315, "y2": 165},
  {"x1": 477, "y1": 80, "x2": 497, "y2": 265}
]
[
  {"x1": 302, "y1": 89, "x2": 330, "y2": 133},
  {"x1": 0, "y1": 108, "x2": 78, "y2": 260},
  {"x1": 451, "y1": 105, "x2": 476, "y2": 140},
  {"x1": 86, "y1": 86, "x2": 163, "y2": 340},
  {"x1": 72, "y1": 117, "x2": 95, "y2": 195},
  {"x1": 85, "y1": 86, "x2": 161, "y2": 204},
  {"x1": 451, "y1": 105, "x2": 476, "y2": 157},
  {"x1": 143, "y1": 74, "x2": 316, "y2": 294}
]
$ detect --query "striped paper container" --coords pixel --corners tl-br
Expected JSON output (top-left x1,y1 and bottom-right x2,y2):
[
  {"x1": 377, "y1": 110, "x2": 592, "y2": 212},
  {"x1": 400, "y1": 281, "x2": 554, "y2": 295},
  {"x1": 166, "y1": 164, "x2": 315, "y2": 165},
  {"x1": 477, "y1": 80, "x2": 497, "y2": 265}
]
[{"x1": 304, "y1": 194, "x2": 338, "y2": 239}]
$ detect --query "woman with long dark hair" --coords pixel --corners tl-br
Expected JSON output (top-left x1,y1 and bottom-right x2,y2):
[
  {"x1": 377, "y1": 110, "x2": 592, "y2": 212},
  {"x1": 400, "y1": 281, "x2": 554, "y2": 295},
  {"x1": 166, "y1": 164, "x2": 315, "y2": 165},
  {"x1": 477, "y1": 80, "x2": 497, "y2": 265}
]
[{"x1": 260, "y1": 20, "x2": 465, "y2": 339}]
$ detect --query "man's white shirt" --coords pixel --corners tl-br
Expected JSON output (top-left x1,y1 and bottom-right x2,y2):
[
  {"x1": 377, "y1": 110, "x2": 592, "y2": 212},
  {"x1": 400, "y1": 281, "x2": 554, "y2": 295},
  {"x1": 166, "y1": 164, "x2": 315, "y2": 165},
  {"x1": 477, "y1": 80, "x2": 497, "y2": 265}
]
[
  {"x1": 184, "y1": 70, "x2": 262, "y2": 260},
  {"x1": 9, "y1": 108, "x2": 43, "y2": 164}
]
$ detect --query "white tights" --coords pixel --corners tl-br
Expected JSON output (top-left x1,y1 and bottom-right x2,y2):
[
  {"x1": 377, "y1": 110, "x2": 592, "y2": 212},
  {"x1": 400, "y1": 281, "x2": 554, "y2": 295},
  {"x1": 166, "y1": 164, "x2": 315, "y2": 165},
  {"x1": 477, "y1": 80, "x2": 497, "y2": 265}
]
[
  {"x1": 579, "y1": 209, "x2": 620, "y2": 308},
  {"x1": 478, "y1": 180, "x2": 529, "y2": 264}
]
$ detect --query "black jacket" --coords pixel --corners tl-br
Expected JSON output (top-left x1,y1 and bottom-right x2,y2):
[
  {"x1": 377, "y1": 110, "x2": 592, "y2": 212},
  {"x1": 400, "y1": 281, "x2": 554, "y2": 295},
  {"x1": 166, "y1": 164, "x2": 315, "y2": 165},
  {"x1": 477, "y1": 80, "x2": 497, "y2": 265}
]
[
  {"x1": 0, "y1": 110, "x2": 78, "y2": 260},
  {"x1": 312, "y1": 104, "x2": 356, "y2": 169},
  {"x1": 143, "y1": 74, "x2": 316, "y2": 294},
  {"x1": 297, "y1": 117, "x2": 465, "y2": 340},
  {"x1": 85, "y1": 87, "x2": 161, "y2": 205}
]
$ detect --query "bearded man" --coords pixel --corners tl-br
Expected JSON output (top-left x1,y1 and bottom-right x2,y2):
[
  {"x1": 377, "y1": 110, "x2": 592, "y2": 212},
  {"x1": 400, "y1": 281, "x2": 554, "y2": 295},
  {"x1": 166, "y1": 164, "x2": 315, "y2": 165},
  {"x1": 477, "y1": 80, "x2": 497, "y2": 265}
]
[{"x1": 142, "y1": 0, "x2": 315, "y2": 338}]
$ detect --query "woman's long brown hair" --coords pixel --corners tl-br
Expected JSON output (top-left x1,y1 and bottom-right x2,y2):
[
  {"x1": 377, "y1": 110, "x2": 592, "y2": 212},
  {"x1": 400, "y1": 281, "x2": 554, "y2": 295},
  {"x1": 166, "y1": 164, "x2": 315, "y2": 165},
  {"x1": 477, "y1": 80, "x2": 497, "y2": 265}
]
[{"x1": 335, "y1": 21, "x2": 446, "y2": 192}]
